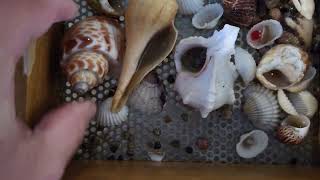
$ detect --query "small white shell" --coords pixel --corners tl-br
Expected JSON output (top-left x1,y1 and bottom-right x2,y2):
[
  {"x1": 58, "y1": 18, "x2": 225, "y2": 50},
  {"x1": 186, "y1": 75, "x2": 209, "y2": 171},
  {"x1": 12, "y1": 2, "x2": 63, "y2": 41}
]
[
  {"x1": 277, "y1": 90, "x2": 318, "y2": 118},
  {"x1": 234, "y1": 47, "x2": 257, "y2": 85},
  {"x1": 148, "y1": 150, "x2": 165, "y2": 162},
  {"x1": 176, "y1": 0, "x2": 204, "y2": 15},
  {"x1": 286, "y1": 66, "x2": 316, "y2": 93},
  {"x1": 97, "y1": 98, "x2": 129, "y2": 127},
  {"x1": 243, "y1": 84, "x2": 281, "y2": 131},
  {"x1": 192, "y1": 3, "x2": 224, "y2": 29},
  {"x1": 247, "y1": 20, "x2": 283, "y2": 49},
  {"x1": 236, "y1": 130, "x2": 269, "y2": 159},
  {"x1": 128, "y1": 80, "x2": 163, "y2": 114},
  {"x1": 277, "y1": 115, "x2": 311, "y2": 144},
  {"x1": 292, "y1": 0, "x2": 315, "y2": 20}
]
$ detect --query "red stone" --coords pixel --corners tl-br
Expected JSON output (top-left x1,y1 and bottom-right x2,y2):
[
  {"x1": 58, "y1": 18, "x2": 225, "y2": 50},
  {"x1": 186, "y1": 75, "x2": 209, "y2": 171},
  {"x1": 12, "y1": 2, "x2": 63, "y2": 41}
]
[
  {"x1": 196, "y1": 138, "x2": 209, "y2": 150},
  {"x1": 251, "y1": 30, "x2": 262, "y2": 41}
]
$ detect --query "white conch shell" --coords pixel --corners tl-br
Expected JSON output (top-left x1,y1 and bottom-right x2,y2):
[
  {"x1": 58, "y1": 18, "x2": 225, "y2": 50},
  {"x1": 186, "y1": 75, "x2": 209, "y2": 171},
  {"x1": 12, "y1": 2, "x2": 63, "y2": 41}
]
[
  {"x1": 175, "y1": 24, "x2": 240, "y2": 118},
  {"x1": 236, "y1": 130, "x2": 269, "y2": 159},
  {"x1": 234, "y1": 47, "x2": 257, "y2": 85},
  {"x1": 97, "y1": 98, "x2": 129, "y2": 127},
  {"x1": 277, "y1": 115, "x2": 311, "y2": 144},
  {"x1": 285, "y1": 17, "x2": 314, "y2": 48},
  {"x1": 256, "y1": 45, "x2": 309, "y2": 90},
  {"x1": 247, "y1": 20, "x2": 283, "y2": 49},
  {"x1": 292, "y1": 0, "x2": 315, "y2": 20},
  {"x1": 176, "y1": 0, "x2": 204, "y2": 15},
  {"x1": 148, "y1": 150, "x2": 165, "y2": 162},
  {"x1": 192, "y1": 3, "x2": 224, "y2": 29},
  {"x1": 128, "y1": 77, "x2": 163, "y2": 114},
  {"x1": 286, "y1": 66, "x2": 317, "y2": 93},
  {"x1": 243, "y1": 84, "x2": 281, "y2": 131},
  {"x1": 277, "y1": 90, "x2": 318, "y2": 118}
]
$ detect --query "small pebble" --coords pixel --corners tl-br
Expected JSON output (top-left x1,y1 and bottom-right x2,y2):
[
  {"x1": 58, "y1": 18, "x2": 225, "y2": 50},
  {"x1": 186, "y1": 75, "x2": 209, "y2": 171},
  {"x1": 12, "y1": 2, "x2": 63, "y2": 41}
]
[
  {"x1": 185, "y1": 146, "x2": 193, "y2": 154},
  {"x1": 154, "y1": 141, "x2": 162, "y2": 150}
]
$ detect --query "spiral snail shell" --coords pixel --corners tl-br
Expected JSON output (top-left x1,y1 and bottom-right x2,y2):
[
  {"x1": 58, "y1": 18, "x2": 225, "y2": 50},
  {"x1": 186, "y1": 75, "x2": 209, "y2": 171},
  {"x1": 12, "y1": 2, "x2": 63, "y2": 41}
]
[{"x1": 61, "y1": 16, "x2": 124, "y2": 94}]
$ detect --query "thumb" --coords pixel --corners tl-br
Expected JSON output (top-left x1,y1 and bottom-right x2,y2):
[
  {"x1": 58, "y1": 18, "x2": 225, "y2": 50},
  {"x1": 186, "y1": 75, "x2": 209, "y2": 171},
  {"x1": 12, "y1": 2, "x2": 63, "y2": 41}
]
[{"x1": 34, "y1": 101, "x2": 96, "y2": 163}]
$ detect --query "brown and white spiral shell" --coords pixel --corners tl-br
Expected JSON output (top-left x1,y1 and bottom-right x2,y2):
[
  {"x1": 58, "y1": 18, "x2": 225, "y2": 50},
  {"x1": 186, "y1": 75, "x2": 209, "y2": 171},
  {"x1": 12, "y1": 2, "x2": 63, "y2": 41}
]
[{"x1": 223, "y1": 0, "x2": 257, "y2": 27}]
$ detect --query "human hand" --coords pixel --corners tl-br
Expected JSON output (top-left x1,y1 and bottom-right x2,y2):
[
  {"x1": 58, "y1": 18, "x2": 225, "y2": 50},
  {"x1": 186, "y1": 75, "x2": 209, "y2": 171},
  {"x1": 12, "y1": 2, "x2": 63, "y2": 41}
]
[{"x1": 0, "y1": 1, "x2": 96, "y2": 180}]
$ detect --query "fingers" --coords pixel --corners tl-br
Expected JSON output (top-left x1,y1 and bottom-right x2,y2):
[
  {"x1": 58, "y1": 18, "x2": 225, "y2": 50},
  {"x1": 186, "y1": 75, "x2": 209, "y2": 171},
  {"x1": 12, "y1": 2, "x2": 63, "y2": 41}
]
[
  {"x1": 55, "y1": 0, "x2": 79, "y2": 23},
  {"x1": 34, "y1": 101, "x2": 96, "y2": 162}
]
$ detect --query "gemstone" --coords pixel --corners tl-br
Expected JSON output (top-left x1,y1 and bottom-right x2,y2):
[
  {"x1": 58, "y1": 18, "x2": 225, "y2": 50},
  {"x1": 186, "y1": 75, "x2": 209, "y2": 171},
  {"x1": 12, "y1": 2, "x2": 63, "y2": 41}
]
[{"x1": 251, "y1": 30, "x2": 262, "y2": 41}]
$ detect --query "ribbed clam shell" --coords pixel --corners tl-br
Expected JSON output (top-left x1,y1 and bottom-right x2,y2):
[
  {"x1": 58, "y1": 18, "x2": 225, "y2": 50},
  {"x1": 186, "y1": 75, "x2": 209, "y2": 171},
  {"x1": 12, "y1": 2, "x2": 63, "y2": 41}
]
[
  {"x1": 236, "y1": 130, "x2": 269, "y2": 159},
  {"x1": 278, "y1": 90, "x2": 318, "y2": 118},
  {"x1": 277, "y1": 115, "x2": 311, "y2": 145},
  {"x1": 276, "y1": 32, "x2": 301, "y2": 47},
  {"x1": 243, "y1": 84, "x2": 280, "y2": 131},
  {"x1": 223, "y1": 0, "x2": 256, "y2": 27},
  {"x1": 192, "y1": 3, "x2": 224, "y2": 29},
  {"x1": 234, "y1": 47, "x2": 257, "y2": 85},
  {"x1": 128, "y1": 80, "x2": 163, "y2": 114},
  {"x1": 286, "y1": 66, "x2": 317, "y2": 93},
  {"x1": 97, "y1": 98, "x2": 129, "y2": 127},
  {"x1": 247, "y1": 20, "x2": 283, "y2": 49},
  {"x1": 177, "y1": 0, "x2": 204, "y2": 15}
]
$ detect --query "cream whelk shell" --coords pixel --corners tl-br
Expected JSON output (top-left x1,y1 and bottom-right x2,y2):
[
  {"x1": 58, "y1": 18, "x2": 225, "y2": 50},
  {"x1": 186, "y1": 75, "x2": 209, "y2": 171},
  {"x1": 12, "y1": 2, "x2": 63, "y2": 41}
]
[
  {"x1": 97, "y1": 97, "x2": 129, "y2": 127},
  {"x1": 277, "y1": 115, "x2": 311, "y2": 145},
  {"x1": 236, "y1": 130, "x2": 269, "y2": 159},
  {"x1": 256, "y1": 45, "x2": 309, "y2": 90},
  {"x1": 177, "y1": 0, "x2": 204, "y2": 15},
  {"x1": 234, "y1": 47, "x2": 257, "y2": 85},
  {"x1": 292, "y1": 0, "x2": 315, "y2": 20},
  {"x1": 247, "y1": 20, "x2": 283, "y2": 49},
  {"x1": 277, "y1": 90, "x2": 318, "y2": 118},
  {"x1": 192, "y1": 3, "x2": 224, "y2": 29}
]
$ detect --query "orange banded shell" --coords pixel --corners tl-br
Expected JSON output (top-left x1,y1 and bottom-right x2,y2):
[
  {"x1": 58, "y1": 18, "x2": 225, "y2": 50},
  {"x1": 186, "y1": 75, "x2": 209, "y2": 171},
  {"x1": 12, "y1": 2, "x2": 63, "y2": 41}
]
[{"x1": 223, "y1": 0, "x2": 257, "y2": 27}]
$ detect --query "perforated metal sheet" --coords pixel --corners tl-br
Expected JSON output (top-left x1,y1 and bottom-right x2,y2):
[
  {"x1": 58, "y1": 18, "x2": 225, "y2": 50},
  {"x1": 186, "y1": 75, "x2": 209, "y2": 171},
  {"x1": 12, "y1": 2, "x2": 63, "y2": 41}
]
[{"x1": 61, "y1": 0, "x2": 320, "y2": 165}]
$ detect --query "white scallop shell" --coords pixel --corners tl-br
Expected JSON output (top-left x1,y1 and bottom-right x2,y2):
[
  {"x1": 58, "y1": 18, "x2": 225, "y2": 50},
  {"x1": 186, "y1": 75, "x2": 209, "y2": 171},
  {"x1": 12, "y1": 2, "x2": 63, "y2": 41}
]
[
  {"x1": 243, "y1": 84, "x2": 281, "y2": 131},
  {"x1": 148, "y1": 150, "x2": 165, "y2": 162},
  {"x1": 192, "y1": 3, "x2": 224, "y2": 29},
  {"x1": 247, "y1": 20, "x2": 283, "y2": 49},
  {"x1": 286, "y1": 66, "x2": 317, "y2": 93},
  {"x1": 234, "y1": 47, "x2": 257, "y2": 85},
  {"x1": 277, "y1": 90, "x2": 318, "y2": 118},
  {"x1": 236, "y1": 130, "x2": 269, "y2": 159},
  {"x1": 128, "y1": 80, "x2": 163, "y2": 114},
  {"x1": 176, "y1": 0, "x2": 204, "y2": 15},
  {"x1": 97, "y1": 98, "x2": 129, "y2": 127}
]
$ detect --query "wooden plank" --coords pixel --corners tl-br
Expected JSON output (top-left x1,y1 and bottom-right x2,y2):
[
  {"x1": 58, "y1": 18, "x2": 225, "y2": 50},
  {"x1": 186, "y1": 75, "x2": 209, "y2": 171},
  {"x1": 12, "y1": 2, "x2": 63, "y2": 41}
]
[{"x1": 64, "y1": 161, "x2": 320, "y2": 180}]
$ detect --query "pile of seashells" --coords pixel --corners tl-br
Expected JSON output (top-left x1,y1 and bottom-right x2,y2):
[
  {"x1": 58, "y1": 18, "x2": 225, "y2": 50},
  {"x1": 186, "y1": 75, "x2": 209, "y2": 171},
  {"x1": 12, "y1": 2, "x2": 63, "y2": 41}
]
[{"x1": 60, "y1": 0, "x2": 319, "y2": 161}]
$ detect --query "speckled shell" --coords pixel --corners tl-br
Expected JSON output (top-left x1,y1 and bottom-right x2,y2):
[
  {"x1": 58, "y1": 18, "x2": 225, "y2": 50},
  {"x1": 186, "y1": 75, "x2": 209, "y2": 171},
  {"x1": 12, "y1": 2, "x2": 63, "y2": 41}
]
[
  {"x1": 243, "y1": 84, "x2": 281, "y2": 131},
  {"x1": 97, "y1": 98, "x2": 129, "y2": 127},
  {"x1": 223, "y1": 0, "x2": 257, "y2": 27},
  {"x1": 62, "y1": 16, "x2": 123, "y2": 93},
  {"x1": 277, "y1": 115, "x2": 311, "y2": 145}
]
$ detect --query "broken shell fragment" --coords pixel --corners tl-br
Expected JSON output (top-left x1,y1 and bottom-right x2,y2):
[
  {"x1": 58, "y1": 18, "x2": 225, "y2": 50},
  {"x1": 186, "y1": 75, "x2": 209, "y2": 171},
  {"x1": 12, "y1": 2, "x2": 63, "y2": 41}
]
[
  {"x1": 292, "y1": 0, "x2": 315, "y2": 20},
  {"x1": 87, "y1": 0, "x2": 125, "y2": 16},
  {"x1": 256, "y1": 45, "x2": 309, "y2": 90},
  {"x1": 234, "y1": 47, "x2": 257, "y2": 85},
  {"x1": 236, "y1": 130, "x2": 269, "y2": 159},
  {"x1": 176, "y1": 0, "x2": 204, "y2": 15},
  {"x1": 285, "y1": 17, "x2": 314, "y2": 49},
  {"x1": 247, "y1": 20, "x2": 283, "y2": 49},
  {"x1": 97, "y1": 98, "x2": 129, "y2": 127},
  {"x1": 277, "y1": 90, "x2": 318, "y2": 118},
  {"x1": 286, "y1": 66, "x2": 317, "y2": 92},
  {"x1": 277, "y1": 115, "x2": 311, "y2": 145},
  {"x1": 192, "y1": 3, "x2": 224, "y2": 29}
]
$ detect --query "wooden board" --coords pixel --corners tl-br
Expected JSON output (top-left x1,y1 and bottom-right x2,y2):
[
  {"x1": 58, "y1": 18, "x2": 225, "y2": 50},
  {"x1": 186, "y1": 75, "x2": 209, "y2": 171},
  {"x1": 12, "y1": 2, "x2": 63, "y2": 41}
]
[{"x1": 64, "y1": 161, "x2": 320, "y2": 180}]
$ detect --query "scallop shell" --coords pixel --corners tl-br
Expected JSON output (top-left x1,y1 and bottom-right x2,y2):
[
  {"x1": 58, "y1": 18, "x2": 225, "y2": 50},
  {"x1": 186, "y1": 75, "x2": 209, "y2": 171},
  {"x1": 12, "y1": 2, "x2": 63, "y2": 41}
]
[
  {"x1": 192, "y1": 3, "x2": 224, "y2": 29},
  {"x1": 223, "y1": 0, "x2": 257, "y2": 27},
  {"x1": 128, "y1": 74, "x2": 163, "y2": 114},
  {"x1": 243, "y1": 84, "x2": 281, "y2": 131},
  {"x1": 276, "y1": 31, "x2": 301, "y2": 47},
  {"x1": 256, "y1": 45, "x2": 309, "y2": 90},
  {"x1": 234, "y1": 47, "x2": 257, "y2": 85},
  {"x1": 87, "y1": 0, "x2": 125, "y2": 16},
  {"x1": 277, "y1": 90, "x2": 318, "y2": 118},
  {"x1": 286, "y1": 66, "x2": 317, "y2": 92},
  {"x1": 236, "y1": 130, "x2": 269, "y2": 159},
  {"x1": 277, "y1": 115, "x2": 311, "y2": 144},
  {"x1": 176, "y1": 0, "x2": 204, "y2": 15},
  {"x1": 247, "y1": 20, "x2": 283, "y2": 49},
  {"x1": 97, "y1": 98, "x2": 129, "y2": 127}
]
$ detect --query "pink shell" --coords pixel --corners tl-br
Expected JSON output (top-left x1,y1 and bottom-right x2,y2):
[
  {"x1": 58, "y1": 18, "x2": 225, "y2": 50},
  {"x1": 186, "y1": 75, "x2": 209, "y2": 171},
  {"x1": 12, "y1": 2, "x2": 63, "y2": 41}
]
[{"x1": 223, "y1": 0, "x2": 256, "y2": 27}]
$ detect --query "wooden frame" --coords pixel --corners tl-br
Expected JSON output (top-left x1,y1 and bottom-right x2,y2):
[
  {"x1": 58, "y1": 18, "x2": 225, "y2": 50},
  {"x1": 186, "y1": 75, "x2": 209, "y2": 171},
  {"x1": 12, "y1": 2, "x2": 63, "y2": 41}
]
[{"x1": 15, "y1": 25, "x2": 320, "y2": 180}]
